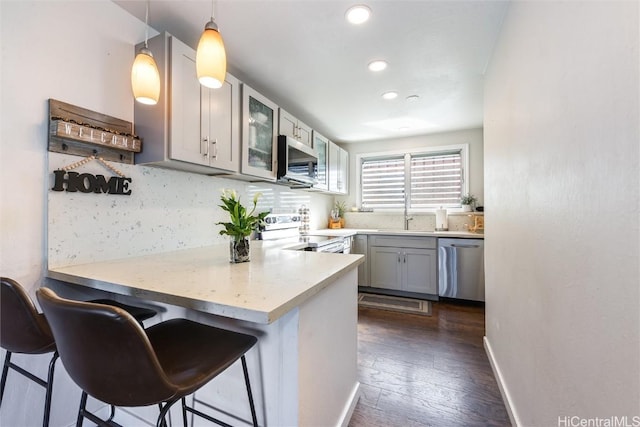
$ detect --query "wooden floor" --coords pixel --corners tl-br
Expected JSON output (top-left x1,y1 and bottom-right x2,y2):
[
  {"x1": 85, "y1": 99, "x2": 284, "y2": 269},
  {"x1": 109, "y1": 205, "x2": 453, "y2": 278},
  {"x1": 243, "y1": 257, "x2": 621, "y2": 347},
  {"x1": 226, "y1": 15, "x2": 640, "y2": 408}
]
[{"x1": 349, "y1": 301, "x2": 511, "y2": 427}]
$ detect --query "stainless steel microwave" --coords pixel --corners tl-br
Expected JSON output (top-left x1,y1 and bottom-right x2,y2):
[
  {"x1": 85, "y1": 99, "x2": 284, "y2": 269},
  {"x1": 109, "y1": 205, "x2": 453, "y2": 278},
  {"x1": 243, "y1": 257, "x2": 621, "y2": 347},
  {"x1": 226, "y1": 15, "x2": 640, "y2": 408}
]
[{"x1": 277, "y1": 136, "x2": 318, "y2": 187}]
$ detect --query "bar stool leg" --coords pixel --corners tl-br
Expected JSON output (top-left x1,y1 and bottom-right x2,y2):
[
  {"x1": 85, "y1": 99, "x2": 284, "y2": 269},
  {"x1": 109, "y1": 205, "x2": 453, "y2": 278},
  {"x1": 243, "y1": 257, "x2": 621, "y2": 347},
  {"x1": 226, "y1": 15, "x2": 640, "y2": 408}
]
[
  {"x1": 0, "y1": 351, "x2": 12, "y2": 407},
  {"x1": 0, "y1": 351, "x2": 58, "y2": 427},
  {"x1": 156, "y1": 398, "x2": 179, "y2": 427},
  {"x1": 180, "y1": 398, "x2": 188, "y2": 427},
  {"x1": 241, "y1": 356, "x2": 258, "y2": 427},
  {"x1": 76, "y1": 391, "x2": 88, "y2": 427},
  {"x1": 42, "y1": 352, "x2": 59, "y2": 427}
]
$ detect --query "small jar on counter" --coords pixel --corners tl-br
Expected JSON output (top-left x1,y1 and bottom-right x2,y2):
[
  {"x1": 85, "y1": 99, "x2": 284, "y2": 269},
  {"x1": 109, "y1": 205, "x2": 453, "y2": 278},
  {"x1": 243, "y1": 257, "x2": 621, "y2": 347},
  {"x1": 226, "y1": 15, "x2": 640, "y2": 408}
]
[{"x1": 299, "y1": 205, "x2": 310, "y2": 234}]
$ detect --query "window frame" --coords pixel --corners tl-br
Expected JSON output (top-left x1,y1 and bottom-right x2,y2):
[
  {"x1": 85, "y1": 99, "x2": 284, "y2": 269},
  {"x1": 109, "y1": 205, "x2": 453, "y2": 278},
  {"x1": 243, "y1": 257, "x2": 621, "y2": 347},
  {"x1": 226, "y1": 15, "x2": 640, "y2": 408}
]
[{"x1": 355, "y1": 144, "x2": 469, "y2": 212}]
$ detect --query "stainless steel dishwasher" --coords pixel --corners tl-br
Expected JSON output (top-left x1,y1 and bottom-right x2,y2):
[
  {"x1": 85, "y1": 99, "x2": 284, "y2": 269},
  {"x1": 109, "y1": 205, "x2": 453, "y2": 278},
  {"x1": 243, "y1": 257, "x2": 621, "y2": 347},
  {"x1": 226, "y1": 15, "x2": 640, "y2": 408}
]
[{"x1": 438, "y1": 238, "x2": 485, "y2": 302}]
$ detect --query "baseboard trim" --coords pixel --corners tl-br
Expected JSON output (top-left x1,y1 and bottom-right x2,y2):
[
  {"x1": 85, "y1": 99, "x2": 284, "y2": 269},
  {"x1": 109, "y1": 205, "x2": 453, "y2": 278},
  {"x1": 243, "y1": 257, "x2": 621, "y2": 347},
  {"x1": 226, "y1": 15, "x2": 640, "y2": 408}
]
[
  {"x1": 338, "y1": 381, "x2": 361, "y2": 427},
  {"x1": 484, "y1": 336, "x2": 520, "y2": 427}
]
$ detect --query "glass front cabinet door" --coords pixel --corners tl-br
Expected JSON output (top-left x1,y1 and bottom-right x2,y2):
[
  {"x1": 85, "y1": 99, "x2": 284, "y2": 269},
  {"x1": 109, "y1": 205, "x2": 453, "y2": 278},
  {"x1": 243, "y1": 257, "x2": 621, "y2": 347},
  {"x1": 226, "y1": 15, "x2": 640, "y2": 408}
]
[
  {"x1": 241, "y1": 84, "x2": 278, "y2": 181},
  {"x1": 313, "y1": 131, "x2": 329, "y2": 190}
]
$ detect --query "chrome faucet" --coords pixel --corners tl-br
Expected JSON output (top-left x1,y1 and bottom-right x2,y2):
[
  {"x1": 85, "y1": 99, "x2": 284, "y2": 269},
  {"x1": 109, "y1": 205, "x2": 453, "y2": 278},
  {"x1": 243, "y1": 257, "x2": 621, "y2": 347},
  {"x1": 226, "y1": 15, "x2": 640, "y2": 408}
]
[{"x1": 404, "y1": 204, "x2": 413, "y2": 230}]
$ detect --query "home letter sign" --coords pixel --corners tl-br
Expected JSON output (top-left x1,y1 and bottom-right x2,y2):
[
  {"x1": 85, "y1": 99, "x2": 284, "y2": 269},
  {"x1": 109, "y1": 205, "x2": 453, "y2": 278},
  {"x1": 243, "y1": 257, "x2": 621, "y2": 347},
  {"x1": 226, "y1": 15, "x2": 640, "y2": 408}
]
[{"x1": 51, "y1": 170, "x2": 132, "y2": 195}]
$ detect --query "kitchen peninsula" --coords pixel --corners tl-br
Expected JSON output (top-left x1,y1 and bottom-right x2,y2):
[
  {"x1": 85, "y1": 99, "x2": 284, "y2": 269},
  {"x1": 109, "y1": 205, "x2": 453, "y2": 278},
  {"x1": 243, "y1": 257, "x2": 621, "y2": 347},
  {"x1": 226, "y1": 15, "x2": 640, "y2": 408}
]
[{"x1": 48, "y1": 243, "x2": 363, "y2": 427}]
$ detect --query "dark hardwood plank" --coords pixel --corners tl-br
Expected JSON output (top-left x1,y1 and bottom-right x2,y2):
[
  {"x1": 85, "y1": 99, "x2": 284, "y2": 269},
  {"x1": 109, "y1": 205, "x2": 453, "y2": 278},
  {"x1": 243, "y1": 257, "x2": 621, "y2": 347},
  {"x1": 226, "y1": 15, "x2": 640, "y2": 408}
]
[{"x1": 349, "y1": 302, "x2": 511, "y2": 427}]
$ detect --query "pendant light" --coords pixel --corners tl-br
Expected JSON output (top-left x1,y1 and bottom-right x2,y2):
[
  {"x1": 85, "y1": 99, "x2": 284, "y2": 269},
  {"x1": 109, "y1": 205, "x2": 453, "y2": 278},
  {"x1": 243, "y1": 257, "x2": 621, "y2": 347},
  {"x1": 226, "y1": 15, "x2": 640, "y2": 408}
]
[
  {"x1": 131, "y1": 0, "x2": 160, "y2": 105},
  {"x1": 196, "y1": 0, "x2": 227, "y2": 89}
]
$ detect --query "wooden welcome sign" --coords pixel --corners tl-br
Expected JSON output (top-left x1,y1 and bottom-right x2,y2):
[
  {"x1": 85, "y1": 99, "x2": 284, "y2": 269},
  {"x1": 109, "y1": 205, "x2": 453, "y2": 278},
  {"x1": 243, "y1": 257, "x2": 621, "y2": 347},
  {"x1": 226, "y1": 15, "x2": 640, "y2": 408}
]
[
  {"x1": 48, "y1": 100, "x2": 138, "y2": 195},
  {"x1": 48, "y1": 99, "x2": 142, "y2": 164}
]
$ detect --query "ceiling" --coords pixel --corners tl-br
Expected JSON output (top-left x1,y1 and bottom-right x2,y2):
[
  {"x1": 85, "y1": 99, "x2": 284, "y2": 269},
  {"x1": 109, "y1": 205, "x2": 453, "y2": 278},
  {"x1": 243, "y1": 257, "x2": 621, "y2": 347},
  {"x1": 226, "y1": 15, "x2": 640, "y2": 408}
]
[{"x1": 114, "y1": 0, "x2": 509, "y2": 143}]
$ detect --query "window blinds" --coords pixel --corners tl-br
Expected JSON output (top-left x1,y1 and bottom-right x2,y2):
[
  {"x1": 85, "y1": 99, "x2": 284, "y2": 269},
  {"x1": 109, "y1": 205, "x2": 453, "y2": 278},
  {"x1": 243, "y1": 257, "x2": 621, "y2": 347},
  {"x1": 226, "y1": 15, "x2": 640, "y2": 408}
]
[
  {"x1": 361, "y1": 151, "x2": 463, "y2": 210},
  {"x1": 409, "y1": 152, "x2": 462, "y2": 208},
  {"x1": 361, "y1": 156, "x2": 405, "y2": 209}
]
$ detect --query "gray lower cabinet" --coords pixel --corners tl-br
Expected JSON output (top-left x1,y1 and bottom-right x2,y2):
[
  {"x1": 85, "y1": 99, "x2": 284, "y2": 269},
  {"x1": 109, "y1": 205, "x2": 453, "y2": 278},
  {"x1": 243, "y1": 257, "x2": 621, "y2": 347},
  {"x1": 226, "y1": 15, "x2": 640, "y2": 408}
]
[
  {"x1": 369, "y1": 235, "x2": 437, "y2": 295},
  {"x1": 352, "y1": 234, "x2": 369, "y2": 286}
]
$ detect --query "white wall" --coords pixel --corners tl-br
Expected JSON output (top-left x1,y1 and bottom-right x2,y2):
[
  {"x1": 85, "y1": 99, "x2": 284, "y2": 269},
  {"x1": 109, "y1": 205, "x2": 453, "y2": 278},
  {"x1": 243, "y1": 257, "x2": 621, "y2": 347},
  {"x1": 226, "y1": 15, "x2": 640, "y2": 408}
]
[
  {"x1": 1, "y1": 2, "x2": 146, "y2": 425},
  {"x1": 484, "y1": 1, "x2": 639, "y2": 425},
  {"x1": 339, "y1": 127, "x2": 484, "y2": 209},
  {"x1": 0, "y1": 2, "x2": 332, "y2": 426}
]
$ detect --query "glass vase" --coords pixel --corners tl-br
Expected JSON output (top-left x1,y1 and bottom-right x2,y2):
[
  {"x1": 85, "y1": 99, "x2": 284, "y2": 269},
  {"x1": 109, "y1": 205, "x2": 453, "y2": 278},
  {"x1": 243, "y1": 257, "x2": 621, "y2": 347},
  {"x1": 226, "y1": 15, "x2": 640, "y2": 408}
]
[{"x1": 230, "y1": 237, "x2": 251, "y2": 263}]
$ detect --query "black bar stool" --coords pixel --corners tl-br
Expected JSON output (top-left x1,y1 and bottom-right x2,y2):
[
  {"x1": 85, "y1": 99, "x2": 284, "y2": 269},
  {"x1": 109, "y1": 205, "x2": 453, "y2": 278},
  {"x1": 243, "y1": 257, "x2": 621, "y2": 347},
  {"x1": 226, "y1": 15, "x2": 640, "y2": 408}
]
[
  {"x1": 36, "y1": 287, "x2": 259, "y2": 427},
  {"x1": 1, "y1": 277, "x2": 58, "y2": 427},
  {"x1": 1, "y1": 277, "x2": 159, "y2": 427}
]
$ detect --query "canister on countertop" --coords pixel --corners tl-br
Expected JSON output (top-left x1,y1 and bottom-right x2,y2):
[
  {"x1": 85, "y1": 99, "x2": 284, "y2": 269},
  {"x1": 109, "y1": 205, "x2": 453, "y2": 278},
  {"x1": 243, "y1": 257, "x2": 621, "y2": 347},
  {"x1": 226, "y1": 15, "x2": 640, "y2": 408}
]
[
  {"x1": 299, "y1": 205, "x2": 310, "y2": 234},
  {"x1": 435, "y1": 207, "x2": 448, "y2": 231}
]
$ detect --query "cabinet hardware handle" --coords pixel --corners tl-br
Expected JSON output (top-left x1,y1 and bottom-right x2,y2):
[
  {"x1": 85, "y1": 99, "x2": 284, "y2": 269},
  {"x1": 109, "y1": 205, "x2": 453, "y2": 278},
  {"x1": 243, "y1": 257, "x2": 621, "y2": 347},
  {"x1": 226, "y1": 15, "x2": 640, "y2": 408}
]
[
  {"x1": 202, "y1": 137, "x2": 209, "y2": 157},
  {"x1": 211, "y1": 139, "x2": 217, "y2": 159}
]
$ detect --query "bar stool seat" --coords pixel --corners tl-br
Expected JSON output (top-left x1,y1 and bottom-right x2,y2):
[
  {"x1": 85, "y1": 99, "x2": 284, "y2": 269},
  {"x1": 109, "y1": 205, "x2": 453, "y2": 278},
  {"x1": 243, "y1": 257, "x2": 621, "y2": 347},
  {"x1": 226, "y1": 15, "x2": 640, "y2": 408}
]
[
  {"x1": 36, "y1": 287, "x2": 259, "y2": 427},
  {"x1": 88, "y1": 298, "x2": 157, "y2": 324}
]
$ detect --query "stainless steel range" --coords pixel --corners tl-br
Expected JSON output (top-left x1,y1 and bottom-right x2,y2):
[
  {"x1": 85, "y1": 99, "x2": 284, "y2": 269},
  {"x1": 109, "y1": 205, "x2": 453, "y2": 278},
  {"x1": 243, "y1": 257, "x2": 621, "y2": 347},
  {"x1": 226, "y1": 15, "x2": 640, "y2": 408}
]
[
  {"x1": 299, "y1": 235, "x2": 347, "y2": 253},
  {"x1": 259, "y1": 213, "x2": 348, "y2": 253}
]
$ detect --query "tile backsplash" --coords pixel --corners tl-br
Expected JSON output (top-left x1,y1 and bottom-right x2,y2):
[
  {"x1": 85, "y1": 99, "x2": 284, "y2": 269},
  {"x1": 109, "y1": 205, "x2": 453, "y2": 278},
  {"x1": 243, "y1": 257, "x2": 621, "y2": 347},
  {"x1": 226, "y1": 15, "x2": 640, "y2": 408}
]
[
  {"x1": 343, "y1": 211, "x2": 483, "y2": 232},
  {"x1": 48, "y1": 152, "x2": 332, "y2": 268}
]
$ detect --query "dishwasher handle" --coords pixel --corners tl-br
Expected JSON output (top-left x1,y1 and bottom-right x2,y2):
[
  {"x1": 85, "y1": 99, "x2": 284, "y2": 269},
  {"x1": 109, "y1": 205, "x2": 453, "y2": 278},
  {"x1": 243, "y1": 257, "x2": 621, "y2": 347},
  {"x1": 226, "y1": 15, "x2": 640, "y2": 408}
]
[{"x1": 451, "y1": 244, "x2": 481, "y2": 249}]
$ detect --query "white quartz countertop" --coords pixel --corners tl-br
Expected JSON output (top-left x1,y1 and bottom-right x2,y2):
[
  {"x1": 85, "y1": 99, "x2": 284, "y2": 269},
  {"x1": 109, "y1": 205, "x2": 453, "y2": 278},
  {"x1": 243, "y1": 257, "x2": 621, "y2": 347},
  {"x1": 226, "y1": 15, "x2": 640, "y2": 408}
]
[
  {"x1": 311, "y1": 228, "x2": 484, "y2": 239},
  {"x1": 47, "y1": 242, "x2": 363, "y2": 325}
]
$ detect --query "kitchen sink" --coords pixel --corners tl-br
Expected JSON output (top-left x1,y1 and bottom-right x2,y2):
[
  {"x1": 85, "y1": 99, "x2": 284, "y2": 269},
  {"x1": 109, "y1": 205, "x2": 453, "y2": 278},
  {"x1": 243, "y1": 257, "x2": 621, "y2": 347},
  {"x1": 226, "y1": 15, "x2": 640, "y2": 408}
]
[{"x1": 374, "y1": 229, "x2": 436, "y2": 235}]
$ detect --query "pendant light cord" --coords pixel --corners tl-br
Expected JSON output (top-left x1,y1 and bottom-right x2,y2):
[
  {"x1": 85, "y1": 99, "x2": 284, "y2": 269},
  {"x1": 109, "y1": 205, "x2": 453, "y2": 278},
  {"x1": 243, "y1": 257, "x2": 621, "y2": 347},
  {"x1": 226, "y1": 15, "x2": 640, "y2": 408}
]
[{"x1": 144, "y1": 0, "x2": 150, "y2": 48}]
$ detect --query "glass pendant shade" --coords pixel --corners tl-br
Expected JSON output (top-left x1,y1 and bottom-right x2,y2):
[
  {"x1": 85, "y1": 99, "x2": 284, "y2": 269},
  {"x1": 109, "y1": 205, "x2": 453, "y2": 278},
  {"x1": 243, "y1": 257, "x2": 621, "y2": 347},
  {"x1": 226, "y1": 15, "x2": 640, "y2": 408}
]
[
  {"x1": 131, "y1": 48, "x2": 160, "y2": 105},
  {"x1": 196, "y1": 20, "x2": 227, "y2": 89}
]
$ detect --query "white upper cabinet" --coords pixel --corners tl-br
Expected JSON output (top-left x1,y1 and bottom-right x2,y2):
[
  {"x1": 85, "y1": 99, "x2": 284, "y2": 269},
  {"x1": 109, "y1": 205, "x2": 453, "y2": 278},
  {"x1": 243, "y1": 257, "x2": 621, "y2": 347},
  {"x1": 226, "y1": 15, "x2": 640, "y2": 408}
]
[
  {"x1": 133, "y1": 33, "x2": 342, "y2": 188},
  {"x1": 328, "y1": 141, "x2": 348, "y2": 194},
  {"x1": 312, "y1": 131, "x2": 329, "y2": 190},
  {"x1": 199, "y1": 73, "x2": 240, "y2": 172},
  {"x1": 339, "y1": 146, "x2": 349, "y2": 193},
  {"x1": 134, "y1": 33, "x2": 240, "y2": 175},
  {"x1": 279, "y1": 108, "x2": 312, "y2": 147},
  {"x1": 241, "y1": 84, "x2": 278, "y2": 181}
]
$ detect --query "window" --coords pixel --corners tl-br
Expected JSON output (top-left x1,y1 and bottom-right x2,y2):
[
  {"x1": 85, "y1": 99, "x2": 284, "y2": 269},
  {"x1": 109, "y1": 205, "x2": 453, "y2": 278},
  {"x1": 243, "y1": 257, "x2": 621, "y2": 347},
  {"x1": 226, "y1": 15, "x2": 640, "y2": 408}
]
[
  {"x1": 359, "y1": 145, "x2": 467, "y2": 210},
  {"x1": 361, "y1": 156, "x2": 405, "y2": 209}
]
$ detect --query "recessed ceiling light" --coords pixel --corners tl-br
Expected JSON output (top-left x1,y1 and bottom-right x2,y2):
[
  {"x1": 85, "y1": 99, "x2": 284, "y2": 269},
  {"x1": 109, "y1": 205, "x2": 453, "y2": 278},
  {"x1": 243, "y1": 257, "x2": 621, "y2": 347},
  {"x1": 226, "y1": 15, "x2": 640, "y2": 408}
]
[
  {"x1": 382, "y1": 91, "x2": 398, "y2": 100},
  {"x1": 398, "y1": 126, "x2": 410, "y2": 131},
  {"x1": 345, "y1": 5, "x2": 371, "y2": 25},
  {"x1": 406, "y1": 95, "x2": 420, "y2": 102},
  {"x1": 368, "y1": 60, "x2": 387, "y2": 72}
]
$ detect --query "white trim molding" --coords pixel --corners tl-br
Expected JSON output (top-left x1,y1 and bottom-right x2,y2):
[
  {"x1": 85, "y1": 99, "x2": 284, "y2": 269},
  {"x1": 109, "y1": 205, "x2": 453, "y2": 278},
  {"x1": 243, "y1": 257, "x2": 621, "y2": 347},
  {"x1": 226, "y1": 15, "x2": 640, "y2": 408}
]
[{"x1": 484, "y1": 336, "x2": 520, "y2": 427}]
